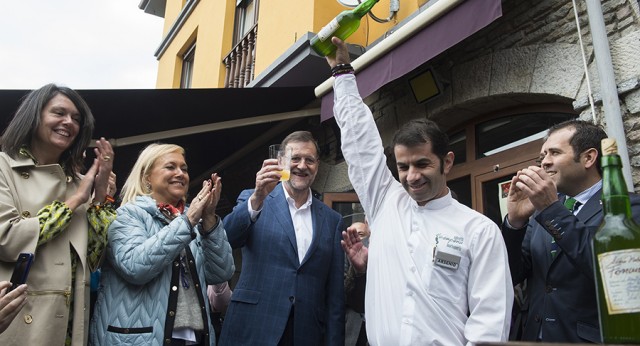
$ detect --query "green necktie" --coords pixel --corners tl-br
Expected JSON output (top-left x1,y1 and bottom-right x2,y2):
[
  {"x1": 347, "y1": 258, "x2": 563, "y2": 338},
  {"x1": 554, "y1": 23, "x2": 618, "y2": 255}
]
[
  {"x1": 564, "y1": 197, "x2": 577, "y2": 211},
  {"x1": 551, "y1": 197, "x2": 578, "y2": 259}
]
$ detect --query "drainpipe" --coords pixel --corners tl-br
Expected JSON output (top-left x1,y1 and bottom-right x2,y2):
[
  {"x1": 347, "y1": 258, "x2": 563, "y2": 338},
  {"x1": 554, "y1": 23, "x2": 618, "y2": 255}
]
[{"x1": 584, "y1": 0, "x2": 633, "y2": 190}]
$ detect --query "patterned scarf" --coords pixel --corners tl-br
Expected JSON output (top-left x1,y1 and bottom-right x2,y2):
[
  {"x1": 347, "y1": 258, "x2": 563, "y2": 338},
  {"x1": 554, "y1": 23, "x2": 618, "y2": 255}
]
[
  {"x1": 157, "y1": 200, "x2": 193, "y2": 291},
  {"x1": 157, "y1": 200, "x2": 185, "y2": 219}
]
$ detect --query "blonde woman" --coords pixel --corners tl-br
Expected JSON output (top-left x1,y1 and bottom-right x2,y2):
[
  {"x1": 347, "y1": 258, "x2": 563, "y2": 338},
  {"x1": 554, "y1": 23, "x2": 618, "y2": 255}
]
[{"x1": 90, "y1": 143, "x2": 234, "y2": 346}]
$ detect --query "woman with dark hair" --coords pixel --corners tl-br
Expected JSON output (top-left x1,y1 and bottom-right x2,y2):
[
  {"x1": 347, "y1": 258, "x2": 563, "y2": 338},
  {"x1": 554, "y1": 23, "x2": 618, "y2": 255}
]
[{"x1": 0, "y1": 83, "x2": 115, "y2": 345}]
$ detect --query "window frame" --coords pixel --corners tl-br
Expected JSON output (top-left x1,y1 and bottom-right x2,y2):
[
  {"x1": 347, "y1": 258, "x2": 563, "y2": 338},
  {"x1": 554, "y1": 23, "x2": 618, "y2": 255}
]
[
  {"x1": 447, "y1": 103, "x2": 577, "y2": 213},
  {"x1": 180, "y1": 43, "x2": 196, "y2": 89},
  {"x1": 233, "y1": 0, "x2": 259, "y2": 45}
]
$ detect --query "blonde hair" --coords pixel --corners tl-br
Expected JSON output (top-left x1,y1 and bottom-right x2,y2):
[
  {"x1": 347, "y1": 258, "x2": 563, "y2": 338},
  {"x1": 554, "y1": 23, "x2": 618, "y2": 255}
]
[{"x1": 120, "y1": 143, "x2": 186, "y2": 205}]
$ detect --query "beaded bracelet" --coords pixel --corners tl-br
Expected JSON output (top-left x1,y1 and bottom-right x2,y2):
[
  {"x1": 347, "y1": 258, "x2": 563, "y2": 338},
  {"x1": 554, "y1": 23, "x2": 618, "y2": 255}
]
[
  {"x1": 90, "y1": 194, "x2": 116, "y2": 210},
  {"x1": 331, "y1": 63, "x2": 352, "y2": 72},
  {"x1": 104, "y1": 195, "x2": 115, "y2": 204},
  {"x1": 331, "y1": 63, "x2": 354, "y2": 77}
]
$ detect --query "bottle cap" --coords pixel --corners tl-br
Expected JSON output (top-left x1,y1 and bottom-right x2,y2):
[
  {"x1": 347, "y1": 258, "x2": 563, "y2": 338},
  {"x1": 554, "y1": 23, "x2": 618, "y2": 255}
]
[{"x1": 601, "y1": 138, "x2": 618, "y2": 155}]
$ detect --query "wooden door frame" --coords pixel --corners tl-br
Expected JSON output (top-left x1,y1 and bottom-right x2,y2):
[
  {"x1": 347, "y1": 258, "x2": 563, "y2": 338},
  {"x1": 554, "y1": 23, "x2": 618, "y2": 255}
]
[
  {"x1": 323, "y1": 192, "x2": 359, "y2": 206},
  {"x1": 449, "y1": 139, "x2": 543, "y2": 211}
]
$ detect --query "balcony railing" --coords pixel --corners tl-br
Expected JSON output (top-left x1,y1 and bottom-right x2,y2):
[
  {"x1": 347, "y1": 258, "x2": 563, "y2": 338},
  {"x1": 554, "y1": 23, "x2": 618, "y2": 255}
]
[{"x1": 223, "y1": 24, "x2": 258, "y2": 88}]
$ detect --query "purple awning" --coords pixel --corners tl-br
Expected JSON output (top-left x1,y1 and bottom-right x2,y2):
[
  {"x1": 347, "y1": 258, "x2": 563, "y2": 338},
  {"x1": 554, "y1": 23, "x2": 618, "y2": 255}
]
[{"x1": 321, "y1": 0, "x2": 502, "y2": 121}]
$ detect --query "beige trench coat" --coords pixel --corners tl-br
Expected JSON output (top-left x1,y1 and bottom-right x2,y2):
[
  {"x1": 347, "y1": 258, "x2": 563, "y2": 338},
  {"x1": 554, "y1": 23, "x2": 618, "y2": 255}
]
[{"x1": 0, "y1": 152, "x2": 91, "y2": 346}]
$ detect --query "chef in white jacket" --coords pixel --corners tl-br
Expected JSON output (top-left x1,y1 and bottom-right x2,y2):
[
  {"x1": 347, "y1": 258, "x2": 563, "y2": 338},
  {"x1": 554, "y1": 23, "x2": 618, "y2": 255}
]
[{"x1": 329, "y1": 37, "x2": 513, "y2": 346}]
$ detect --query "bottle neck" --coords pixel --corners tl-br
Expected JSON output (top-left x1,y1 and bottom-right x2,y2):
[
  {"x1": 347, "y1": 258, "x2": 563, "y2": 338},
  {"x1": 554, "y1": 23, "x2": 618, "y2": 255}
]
[
  {"x1": 352, "y1": 0, "x2": 380, "y2": 18},
  {"x1": 601, "y1": 154, "x2": 632, "y2": 218}
]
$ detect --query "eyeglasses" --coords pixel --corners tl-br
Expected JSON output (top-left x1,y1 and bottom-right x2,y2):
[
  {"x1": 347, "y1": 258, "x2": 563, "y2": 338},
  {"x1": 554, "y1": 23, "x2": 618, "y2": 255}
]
[{"x1": 291, "y1": 156, "x2": 318, "y2": 166}]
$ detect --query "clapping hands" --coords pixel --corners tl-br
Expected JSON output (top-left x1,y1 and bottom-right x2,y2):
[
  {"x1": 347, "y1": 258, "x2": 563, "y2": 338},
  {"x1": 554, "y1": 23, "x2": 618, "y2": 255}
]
[{"x1": 187, "y1": 173, "x2": 222, "y2": 230}]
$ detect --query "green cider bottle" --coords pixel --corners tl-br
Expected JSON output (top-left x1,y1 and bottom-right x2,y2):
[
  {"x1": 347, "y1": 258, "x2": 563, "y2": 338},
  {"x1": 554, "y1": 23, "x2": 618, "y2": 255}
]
[
  {"x1": 310, "y1": 0, "x2": 380, "y2": 57},
  {"x1": 593, "y1": 138, "x2": 640, "y2": 344}
]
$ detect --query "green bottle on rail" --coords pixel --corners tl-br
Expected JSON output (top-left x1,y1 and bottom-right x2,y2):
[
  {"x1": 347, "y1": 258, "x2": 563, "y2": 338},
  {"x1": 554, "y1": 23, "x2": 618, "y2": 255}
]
[
  {"x1": 593, "y1": 138, "x2": 640, "y2": 344},
  {"x1": 310, "y1": 0, "x2": 380, "y2": 56}
]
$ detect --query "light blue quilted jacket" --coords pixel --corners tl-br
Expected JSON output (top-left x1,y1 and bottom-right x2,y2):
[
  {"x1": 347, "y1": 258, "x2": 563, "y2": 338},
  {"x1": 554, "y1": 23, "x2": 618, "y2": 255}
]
[{"x1": 89, "y1": 196, "x2": 235, "y2": 346}]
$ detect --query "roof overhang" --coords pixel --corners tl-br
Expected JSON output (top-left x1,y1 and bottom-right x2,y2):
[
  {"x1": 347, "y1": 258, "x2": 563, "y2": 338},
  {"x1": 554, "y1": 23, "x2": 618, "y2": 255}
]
[
  {"x1": 0, "y1": 86, "x2": 318, "y2": 193},
  {"x1": 138, "y1": 0, "x2": 167, "y2": 17},
  {"x1": 249, "y1": 32, "x2": 365, "y2": 88},
  {"x1": 317, "y1": 0, "x2": 503, "y2": 120}
]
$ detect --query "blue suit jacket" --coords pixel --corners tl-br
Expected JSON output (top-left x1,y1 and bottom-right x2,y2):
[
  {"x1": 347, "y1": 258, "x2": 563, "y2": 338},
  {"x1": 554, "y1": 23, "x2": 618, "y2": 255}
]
[
  {"x1": 219, "y1": 184, "x2": 345, "y2": 346},
  {"x1": 503, "y1": 189, "x2": 640, "y2": 343}
]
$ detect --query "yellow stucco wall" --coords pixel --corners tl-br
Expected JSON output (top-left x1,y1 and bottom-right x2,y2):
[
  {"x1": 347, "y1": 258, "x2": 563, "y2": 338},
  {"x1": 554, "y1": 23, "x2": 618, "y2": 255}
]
[
  {"x1": 254, "y1": 0, "x2": 422, "y2": 77},
  {"x1": 162, "y1": 0, "x2": 183, "y2": 37},
  {"x1": 155, "y1": 0, "x2": 236, "y2": 88},
  {"x1": 153, "y1": 0, "x2": 423, "y2": 88},
  {"x1": 252, "y1": 0, "x2": 318, "y2": 75},
  {"x1": 190, "y1": 1, "x2": 236, "y2": 87},
  {"x1": 308, "y1": 0, "x2": 421, "y2": 54},
  {"x1": 364, "y1": 0, "x2": 421, "y2": 43}
]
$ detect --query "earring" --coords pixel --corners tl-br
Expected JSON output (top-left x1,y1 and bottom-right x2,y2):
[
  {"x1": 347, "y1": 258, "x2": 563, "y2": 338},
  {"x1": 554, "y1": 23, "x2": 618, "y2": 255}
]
[{"x1": 145, "y1": 182, "x2": 152, "y2": 193}]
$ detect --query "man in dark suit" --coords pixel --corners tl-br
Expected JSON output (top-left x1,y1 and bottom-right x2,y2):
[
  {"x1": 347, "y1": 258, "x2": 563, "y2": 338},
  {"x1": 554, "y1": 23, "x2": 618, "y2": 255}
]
[
  {"x1": 502, "y1": 120, "x2": 640, "y2": 343},
  {"x1": 219, "y1": 131, "x2": 345, "y2": 346}
]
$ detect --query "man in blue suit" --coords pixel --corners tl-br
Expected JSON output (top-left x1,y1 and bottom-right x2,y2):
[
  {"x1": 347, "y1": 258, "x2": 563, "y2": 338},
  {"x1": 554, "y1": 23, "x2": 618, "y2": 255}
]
[
  {"x1": 502, "y1": 120, "x2": 640, "y2": 343},
  {"x1": 219, "y1": 131, "x2": 345, "y2": 346}
]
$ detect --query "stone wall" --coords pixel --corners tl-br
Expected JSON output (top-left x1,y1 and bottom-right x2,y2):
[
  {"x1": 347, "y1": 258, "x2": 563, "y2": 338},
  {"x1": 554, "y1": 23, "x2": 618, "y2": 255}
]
[{"x1": 315, "y1": 0, "x2": 640, "y2": 193}]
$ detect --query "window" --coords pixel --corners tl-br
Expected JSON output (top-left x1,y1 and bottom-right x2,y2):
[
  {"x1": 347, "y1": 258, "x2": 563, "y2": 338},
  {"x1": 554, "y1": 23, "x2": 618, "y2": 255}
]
[
  {"x1": 447, "y1": 106, "x2": 577, "y2": 222},
  {"x1": 449, "y1": 130, "x2": 466, "y2": 164},
  {"x1": 475, "y1": 113, "x2": 574, "y2": 159},
  {"x1": 233, "y1": 0, "x2": 258, "y2": 45},
  {"x1": 180, "y1": 43, "x2": 196, "y2": 89},
  {"x1": 323, "y1": 192, "x2": 364, "y2": 226},
  {"x1": 448, "y1": 175, "x2": 471, "y2": 208}
]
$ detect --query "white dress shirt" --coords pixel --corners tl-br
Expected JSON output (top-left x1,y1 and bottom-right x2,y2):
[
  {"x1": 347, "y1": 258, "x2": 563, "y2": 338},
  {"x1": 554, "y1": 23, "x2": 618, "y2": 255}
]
[
  {"x1": 333, "y1": 74, "x2": 513, "y2": 346},
  {"x1": 248, "y1": 184, "x2": 314, "y2": 263},
  {"x1": 572, "y1": 180, "x2": 602, "y2": 215}
]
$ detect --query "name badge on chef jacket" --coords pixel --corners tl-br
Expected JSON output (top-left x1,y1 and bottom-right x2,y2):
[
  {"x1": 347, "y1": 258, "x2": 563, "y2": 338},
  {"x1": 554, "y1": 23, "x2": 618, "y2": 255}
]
[{"x1": 434, "y1": 249, "x2": 461, "y2": 270}]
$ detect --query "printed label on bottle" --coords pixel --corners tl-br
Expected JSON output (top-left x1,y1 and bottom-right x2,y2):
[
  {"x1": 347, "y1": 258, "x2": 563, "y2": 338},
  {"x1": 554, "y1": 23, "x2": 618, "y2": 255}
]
[
  {"x1": 598, "y1": 249, "x2": 640, "y2": 314},
  {"x1": 317, "y1": 19, "x2": 340, "y2": 42}
]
